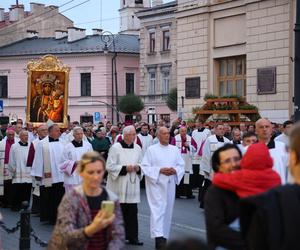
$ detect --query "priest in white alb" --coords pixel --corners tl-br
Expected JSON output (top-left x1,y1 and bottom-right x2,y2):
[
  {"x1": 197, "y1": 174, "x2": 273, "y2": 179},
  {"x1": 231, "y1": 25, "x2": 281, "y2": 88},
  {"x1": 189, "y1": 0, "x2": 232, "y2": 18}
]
[
  {"x1": 26, "y1": 124, "x2": 48, "y2": 215},
  {"x1": 106, "y1": 125, "x2": 143, "y2": 246},
  {"x1": 171, "y1": 126, "x2": 196, "y2": 199},
  {"x1": 59, "y1": 126, "x2": 93, "y2": 191},
  {"x1": 0, "y1": 128, "x2": 19, "y2": 208},
  {"x1": 141, "y1": 126, "x2": 185, "y2": 250},
  {"x1": 31, "y1": 124, "x2": 65, "y2": 224},
  {"x1": 9, "y1": 130, "x2": 31, "y2": 211}
]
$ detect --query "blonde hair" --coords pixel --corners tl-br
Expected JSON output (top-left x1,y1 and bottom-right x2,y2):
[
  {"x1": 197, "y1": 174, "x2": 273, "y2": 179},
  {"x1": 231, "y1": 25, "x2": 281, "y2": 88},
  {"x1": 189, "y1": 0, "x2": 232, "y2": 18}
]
[{"x1": 77, "y1": 151, "x2": 106, "y2": 173}]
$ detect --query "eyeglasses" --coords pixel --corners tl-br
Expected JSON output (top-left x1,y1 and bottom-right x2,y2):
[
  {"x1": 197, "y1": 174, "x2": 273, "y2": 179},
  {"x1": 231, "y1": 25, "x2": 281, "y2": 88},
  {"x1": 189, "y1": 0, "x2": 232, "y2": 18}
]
[{"x1": 220, "y1": 156, "x2": 241, "y2": 165}]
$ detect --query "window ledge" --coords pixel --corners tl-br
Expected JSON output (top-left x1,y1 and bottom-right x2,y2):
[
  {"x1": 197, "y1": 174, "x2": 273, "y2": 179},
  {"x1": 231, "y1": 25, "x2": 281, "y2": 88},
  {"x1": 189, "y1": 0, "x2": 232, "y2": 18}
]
[
  {"x1": 160, "y1": 50, "x2": 170, "y2": 54},
  {"x1": 147, "y1": 52, "x2": 157, "y2": 56}
]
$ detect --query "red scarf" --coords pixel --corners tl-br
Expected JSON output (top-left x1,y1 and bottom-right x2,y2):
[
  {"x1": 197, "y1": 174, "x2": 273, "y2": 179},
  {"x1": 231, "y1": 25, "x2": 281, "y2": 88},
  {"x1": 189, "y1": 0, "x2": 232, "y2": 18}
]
[
  {"x1": 4, "y1": 139, "x2": 14, "y2": 164},
  {"x1": 213, "y1": 142, "x2": 281, "y2": 198}
]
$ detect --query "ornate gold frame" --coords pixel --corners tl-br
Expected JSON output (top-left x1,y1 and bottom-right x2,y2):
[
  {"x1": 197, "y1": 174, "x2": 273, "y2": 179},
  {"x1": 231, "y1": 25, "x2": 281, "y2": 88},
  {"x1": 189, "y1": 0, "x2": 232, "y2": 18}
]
[{"x1": 26, "y1": 55, "x2": 70, "y2": 128}]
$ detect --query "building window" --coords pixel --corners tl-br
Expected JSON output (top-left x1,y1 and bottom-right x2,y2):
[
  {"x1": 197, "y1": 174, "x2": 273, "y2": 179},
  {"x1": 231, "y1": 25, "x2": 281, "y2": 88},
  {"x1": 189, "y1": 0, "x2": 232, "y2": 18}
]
[
  {"x1": 161, "y1": 70, "x2": 170, "y2": 94},
  {"x1": 0, "y1": 76, "x2": 8, "y2": 98},
  {"x1": 149, "y1": 32, "x2": 155, "y2": 53},
  {"x1": 217, "y1": 56, "x2": 246, "y2": 96},
  {"x1": 185, "y1": 77, "x2": 200, "y2": 98},
  {"x1": 149, "y1": 71, "x2": 156, "y2": 95},
  {"x1": 126, "y1": 73, "x2": 134, "y2": 94},
  {"x1": 135, "y1": 0, "x2": 143, "y2": 3},
  {"x1": 162, "y1": 30, "x2": 170, "y2": 51},
  {"x1": 81, "y1": 73, "x2": 91, "y2": 96}
]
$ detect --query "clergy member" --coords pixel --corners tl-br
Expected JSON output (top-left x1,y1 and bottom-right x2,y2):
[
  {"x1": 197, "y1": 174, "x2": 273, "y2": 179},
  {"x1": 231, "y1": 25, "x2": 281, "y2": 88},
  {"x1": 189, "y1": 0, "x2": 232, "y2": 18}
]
[
  {"x1": 26, "y1": 124, "x2": 48, "y2": 215},
  {"x1": 171, "y1": 126, "x2": 196, "y2": 199},
  {"x1": 31, "y1": 124, "x2": 65, "y2": 224},
  {"x1": 0, "y1": 128, "x2": 19, "y2": 208},
  {"x1": 141, "y1": 126, "x2": 185, "y2": 250},
  {"x1": 191, "y1": 121, "x2": 211, "y2": 196},
  {"x1": 256, "y1": 118, "x2": 288, "y2": 184},
  {"x1": 106, "y1": 125, "x2": 143, "y2": 246},
  {"x1": 199, "y1": 124, "x2": 230, "y2": 208},
  {"x1": 137, "y1": 123, "x2": 153, "y2": 157},
  {"x1": 9, "y1": 130, "x2": 31, "y2": 211},
  {"x1": 59, "y1": 126, "x2": 93, "y2": 191}
]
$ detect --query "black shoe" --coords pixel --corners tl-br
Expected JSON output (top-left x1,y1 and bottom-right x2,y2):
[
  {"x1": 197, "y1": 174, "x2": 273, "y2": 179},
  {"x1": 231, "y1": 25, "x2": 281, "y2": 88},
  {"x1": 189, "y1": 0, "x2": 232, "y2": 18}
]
[
  {"x1": 155, "y1": 237, "x2": 167, "y2": 250},
  {"x1": 127, "y1": 239, "x2": 144, "y2": 246}
]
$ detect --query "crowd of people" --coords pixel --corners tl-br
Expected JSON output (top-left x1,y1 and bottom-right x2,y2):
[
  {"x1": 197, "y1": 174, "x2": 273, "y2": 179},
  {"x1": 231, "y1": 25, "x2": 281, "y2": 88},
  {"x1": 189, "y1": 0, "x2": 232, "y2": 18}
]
[{"x1": 0, "y1": 116, "x2": 298, "y2": 250}]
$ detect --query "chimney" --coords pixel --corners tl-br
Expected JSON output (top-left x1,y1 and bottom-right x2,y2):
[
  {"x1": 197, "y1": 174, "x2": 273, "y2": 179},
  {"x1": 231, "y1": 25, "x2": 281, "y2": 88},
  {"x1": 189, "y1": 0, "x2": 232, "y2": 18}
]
[
  {"x1": 30, "y1": 2, "x2": 45, "y2": 13},
  {"x1": 92, "y1": 28, "x2": 103, "y2": 36},
  {"x1": 27, "y1": 30, "x2": 39, "y2": 38},
  {"x1": 55, "y1": 30, "x2": 68, "y2": 39},
  {"x1": 0, "y1": 8, "x2": 4, "y2": 22},
  {"x1": 67, "y1": 27, "x2": 86, "y2": 42},
  {"x1": 9, "y1": 4, "x2": 25, "y2": 22},
  {"x1": 152, "y1": 0, "x2": 163, "y2": 6}
]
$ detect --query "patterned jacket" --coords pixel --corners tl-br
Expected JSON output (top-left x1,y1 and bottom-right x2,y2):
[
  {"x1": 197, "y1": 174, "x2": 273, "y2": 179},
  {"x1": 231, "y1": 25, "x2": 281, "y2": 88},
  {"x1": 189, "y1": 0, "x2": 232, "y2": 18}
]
[{"x1": 47, "y1": 185, "x2": 125, "y2": 250}]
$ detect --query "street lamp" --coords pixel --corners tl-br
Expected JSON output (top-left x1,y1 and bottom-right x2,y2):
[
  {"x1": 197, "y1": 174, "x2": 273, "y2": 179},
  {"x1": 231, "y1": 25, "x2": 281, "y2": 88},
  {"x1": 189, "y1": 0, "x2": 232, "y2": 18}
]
[{"x1": 101, "y1": 31, "x2": 119, "y2": 124}]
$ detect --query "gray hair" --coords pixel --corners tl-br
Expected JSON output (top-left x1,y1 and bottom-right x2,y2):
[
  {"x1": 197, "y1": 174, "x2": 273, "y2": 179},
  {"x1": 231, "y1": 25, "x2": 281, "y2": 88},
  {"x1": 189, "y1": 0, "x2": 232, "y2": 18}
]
[
  {"x1": 73, "y1": 126, "x2": 83, "y2": 134},
  {"x1": 123, "y1": 125, "x2": 135, "y2": 135},
  {"x1": 19, "y1": 129, "x2": 28, "y2": 136}
]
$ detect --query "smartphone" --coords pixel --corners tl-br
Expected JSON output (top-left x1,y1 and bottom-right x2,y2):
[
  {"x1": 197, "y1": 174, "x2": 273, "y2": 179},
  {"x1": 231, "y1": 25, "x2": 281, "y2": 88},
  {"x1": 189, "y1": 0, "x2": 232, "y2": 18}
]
[{"x1": 101, "y1": 201, "x2": 115, "y2": 217}]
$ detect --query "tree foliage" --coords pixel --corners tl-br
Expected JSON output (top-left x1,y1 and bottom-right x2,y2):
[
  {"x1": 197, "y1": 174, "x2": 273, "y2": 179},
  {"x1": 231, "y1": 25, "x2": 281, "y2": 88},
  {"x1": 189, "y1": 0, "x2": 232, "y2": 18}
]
[
  {"x1": 166, "y1": 87, "x2": 177, "y2": 111},
  {"x1": 118, "y1": 94, "x2": 144, "y2": 114}
]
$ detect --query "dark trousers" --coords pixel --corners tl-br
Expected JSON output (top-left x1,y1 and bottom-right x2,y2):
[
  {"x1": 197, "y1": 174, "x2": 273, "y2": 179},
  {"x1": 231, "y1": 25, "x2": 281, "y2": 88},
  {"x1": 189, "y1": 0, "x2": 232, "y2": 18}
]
[
  {"x1": 11, "y1": 183, "x2": 32, "y2": 211},
  {"x1": 190, "y1": 164, "x2": 201, "y2": 189},
  {"x1": 31, "y1": 194, "x2": 40, "y2": 214},
  {"x1": 198, "y1": 178, "x2": 211, "y2": 209},
  {"x1": 0, "y1": 179, "x2": 12, "y2": 207},
  {"x1": 40, "y1": 182, "x2": 65, "y2": 224},
  {"x1": 120, "y1": 203, "x2": 138, "y2": 241},
  {"x1": 176, "y1": 178, "x2": 193, "y2": 198}
]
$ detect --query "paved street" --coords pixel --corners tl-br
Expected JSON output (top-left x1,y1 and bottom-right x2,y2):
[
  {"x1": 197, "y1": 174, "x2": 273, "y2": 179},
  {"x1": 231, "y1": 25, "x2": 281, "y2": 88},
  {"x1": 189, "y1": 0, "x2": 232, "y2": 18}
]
[{"x1": 0, "y1": 189, "x2": 206, "y2": 250}]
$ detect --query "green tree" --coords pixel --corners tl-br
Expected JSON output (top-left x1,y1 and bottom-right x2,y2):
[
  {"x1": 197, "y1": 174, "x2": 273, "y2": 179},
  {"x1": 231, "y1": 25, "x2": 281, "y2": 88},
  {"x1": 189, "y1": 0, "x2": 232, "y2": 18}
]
[
  {"x1": 166, "y1": 87, "x2": 177, "y2": 111},
  {"x1": 118, "y1": 94, "x2": 144, "y2": 114}
]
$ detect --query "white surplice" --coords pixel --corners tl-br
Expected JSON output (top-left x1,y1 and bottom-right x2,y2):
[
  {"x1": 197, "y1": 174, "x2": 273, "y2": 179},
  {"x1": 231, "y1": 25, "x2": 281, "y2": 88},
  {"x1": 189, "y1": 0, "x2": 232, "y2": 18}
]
[
  {"x1": 106, "y1": 143, "x2": 143, "y2": 203},
  {"x1": 59, "y1": 141, "x2": 93, "y2": 189},
  {"x1": 137, "y1": 133, "x2": 153, "y2": 156},
  {"x1": 191, "y1": 128, "x2": 211, "y2": 165},
  {"x1": 31, "y1": 136, "x2": 65, "y2": 186},
  {"x1": 141, "y1": 143, "x2": 185, "y2": 239},
  {"x1": 269, "y1": 140, "x2": 288, "y2": 184},
  {"x1": 200, "y1": 135, "x2": 230, "y2": 179},
  {"x1": 8, "y1": 142, "x2": 31, "y2": 184},
  {"x1": 173, "y1": 134, "x2": 195, "y2": 184}
]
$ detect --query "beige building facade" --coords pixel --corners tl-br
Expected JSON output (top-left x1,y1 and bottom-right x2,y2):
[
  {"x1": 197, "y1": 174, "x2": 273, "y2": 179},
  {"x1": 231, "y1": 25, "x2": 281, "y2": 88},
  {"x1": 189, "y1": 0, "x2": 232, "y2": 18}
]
[
  {"x1": 176, "y1": 0, "x2": 295, "y2": 123},
  {"x1": 137, "y1": 1, "x2": 178, "y2": 124}
]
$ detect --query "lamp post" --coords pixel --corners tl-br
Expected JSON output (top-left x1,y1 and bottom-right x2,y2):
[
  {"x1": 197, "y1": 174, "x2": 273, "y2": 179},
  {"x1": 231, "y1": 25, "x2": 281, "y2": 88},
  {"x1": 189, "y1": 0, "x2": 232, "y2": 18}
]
[{"x1": 101, "y1": 31, "x2": 119, "y2": 123}]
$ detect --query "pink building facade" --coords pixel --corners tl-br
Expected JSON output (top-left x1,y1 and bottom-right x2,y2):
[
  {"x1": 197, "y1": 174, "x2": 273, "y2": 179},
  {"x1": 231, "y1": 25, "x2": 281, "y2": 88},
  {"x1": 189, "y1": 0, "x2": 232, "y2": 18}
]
[{"x1": 0, "y1": 33, "x2": 140, "y2": 124}]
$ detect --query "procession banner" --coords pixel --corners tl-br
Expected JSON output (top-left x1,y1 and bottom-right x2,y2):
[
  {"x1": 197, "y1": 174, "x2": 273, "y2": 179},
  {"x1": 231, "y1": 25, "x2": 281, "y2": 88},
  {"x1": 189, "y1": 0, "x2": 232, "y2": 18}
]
[{"x1": 26, "y1": 55, "x2": 70, "y2": 128}]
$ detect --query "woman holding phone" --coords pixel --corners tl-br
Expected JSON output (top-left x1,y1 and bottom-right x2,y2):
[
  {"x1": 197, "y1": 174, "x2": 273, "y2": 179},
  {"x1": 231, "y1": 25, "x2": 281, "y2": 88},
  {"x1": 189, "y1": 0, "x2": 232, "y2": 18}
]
[{"x1": 48, "y1": 151, "x2": 125, "y2": 250}]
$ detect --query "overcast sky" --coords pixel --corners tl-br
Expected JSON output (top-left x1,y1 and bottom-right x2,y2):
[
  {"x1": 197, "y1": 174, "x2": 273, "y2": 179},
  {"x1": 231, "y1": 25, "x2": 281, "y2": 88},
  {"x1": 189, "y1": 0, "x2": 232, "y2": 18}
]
[{"x1": 1, "y1": 0, "x2": 172, "y2": 34}]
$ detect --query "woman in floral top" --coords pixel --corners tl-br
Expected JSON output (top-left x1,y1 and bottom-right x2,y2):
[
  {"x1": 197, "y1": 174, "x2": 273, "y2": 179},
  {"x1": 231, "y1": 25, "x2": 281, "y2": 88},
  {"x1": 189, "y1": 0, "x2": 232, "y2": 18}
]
[{"x1": 48, "y1": 151, "x2": 125, "y2": 250}]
